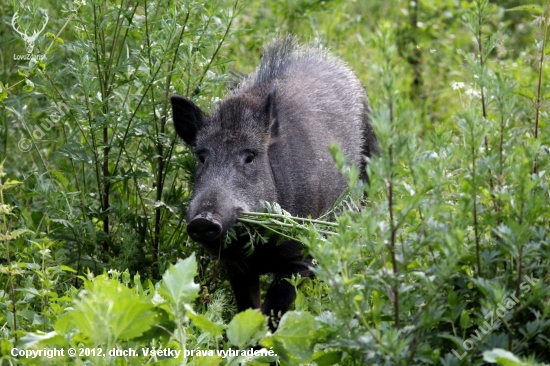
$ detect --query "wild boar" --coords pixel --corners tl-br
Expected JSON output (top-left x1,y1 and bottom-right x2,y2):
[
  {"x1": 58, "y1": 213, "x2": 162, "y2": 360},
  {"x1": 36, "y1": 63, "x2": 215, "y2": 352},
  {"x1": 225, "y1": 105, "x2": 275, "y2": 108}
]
[{"x1": 171, "y1": 36, "x2": 377, "y2": 330}]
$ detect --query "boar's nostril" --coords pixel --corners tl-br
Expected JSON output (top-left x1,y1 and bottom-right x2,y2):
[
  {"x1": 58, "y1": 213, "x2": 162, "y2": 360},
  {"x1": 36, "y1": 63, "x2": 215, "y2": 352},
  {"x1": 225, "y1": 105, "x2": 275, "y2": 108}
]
[{"x1": 187, "y1": 217, "x2": 222, "y2": 243}]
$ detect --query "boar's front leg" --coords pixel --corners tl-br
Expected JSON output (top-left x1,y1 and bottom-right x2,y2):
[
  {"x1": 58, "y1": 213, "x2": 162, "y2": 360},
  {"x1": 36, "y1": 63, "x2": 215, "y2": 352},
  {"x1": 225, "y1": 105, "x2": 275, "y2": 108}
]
[
  {"x1": 225, "y1": 266, "x2": 261, "y2": 311},
  {"x1": 261, "y1": 243, "x2": 314, "y2": 331}
]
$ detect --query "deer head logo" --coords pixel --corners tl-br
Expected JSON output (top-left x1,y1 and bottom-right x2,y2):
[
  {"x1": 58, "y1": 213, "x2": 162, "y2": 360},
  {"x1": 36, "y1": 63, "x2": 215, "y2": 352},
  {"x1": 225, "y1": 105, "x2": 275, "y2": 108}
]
[{"x1": 11, "y1": 11, "x2": 49, "y2": 54}]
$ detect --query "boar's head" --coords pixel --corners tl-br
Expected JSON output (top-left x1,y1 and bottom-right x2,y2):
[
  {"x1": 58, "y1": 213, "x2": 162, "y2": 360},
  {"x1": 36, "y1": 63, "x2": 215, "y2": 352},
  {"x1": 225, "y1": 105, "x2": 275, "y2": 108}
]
[{"x1": 171, "y1": 93, "x2": 278, "y2": 251}]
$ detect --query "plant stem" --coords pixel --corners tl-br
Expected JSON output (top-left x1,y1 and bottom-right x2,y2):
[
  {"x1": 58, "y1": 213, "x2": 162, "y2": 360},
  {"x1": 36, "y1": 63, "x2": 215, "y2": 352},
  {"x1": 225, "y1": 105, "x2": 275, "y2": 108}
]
[
  {"x1": 475, "y1": 0, "x2": 500, "y2": 220},
  {"x1": 408, "y1": 0, "x2": 423, "y2": 99},
  {"x1": 0, "y1": 170, "x2": 18, "y2": 342},
  {"x1": 44, "y1": 6, "x2": 79, "y2": 56},
  {"x1": 533, "y1": 1, "x2": 550, "y2": 174},
  {"x1": 150, "y1": 5, "x2": 191, "y2": 276},
  {"x1": 238, "y1": 217, "x2": 336, "y2": 237},
  {"x1": 471, "y1": 122, "x2": 482, "y2": 277},
  {"x1": 387, "y1": 146, "x2": 400, "y2": 330},
  {"x1": 91, "y1": 3, "x2": 111, "y2": 251},
  {"x1": 194, "y1": 0, "x2": 239, "y2": 91},
  {"x1": 241, "y1": 211, "x2": 338, "y2": 227}
]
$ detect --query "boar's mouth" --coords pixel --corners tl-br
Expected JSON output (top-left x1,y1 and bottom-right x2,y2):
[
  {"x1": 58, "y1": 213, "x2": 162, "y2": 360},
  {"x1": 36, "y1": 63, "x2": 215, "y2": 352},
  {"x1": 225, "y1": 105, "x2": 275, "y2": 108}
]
[{"x1": 186, "y1": 210, "x2": 241, "y2": 246}]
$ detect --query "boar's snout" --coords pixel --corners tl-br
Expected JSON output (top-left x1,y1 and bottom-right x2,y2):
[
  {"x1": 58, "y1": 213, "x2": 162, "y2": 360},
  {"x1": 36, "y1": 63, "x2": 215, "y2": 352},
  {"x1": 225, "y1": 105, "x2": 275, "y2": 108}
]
[{"x1": 187, "y1": 215, "x2": 223, "y2": 243}]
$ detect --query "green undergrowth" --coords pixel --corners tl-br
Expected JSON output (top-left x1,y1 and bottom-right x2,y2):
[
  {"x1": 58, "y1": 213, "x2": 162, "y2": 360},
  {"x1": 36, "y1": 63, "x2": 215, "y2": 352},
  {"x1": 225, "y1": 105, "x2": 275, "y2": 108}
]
[{"x1": 1, "y1": 0, "x2": 550, "y2": 365}]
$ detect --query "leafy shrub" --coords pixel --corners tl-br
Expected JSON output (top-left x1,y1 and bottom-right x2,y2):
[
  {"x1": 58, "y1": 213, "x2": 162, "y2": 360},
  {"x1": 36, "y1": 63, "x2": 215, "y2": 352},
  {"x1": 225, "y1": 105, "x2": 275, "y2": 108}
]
[{"x1": 1, "y1": 0, "x2": 550, "y2": 365}]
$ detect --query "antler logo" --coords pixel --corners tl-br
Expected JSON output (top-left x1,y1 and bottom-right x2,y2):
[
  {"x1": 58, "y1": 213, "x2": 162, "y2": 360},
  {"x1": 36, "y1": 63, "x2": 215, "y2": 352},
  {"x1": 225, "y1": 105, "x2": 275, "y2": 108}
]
[{"x1": 11, "y1": 11, "x2": 49, "y2": 54}]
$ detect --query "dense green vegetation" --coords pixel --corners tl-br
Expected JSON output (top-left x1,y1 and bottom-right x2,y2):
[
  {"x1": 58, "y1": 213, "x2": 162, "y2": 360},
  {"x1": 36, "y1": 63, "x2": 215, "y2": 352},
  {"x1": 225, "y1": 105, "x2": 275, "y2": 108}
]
[{"x1": 1, "y1": 0, "x2": 549, "y2": 365}]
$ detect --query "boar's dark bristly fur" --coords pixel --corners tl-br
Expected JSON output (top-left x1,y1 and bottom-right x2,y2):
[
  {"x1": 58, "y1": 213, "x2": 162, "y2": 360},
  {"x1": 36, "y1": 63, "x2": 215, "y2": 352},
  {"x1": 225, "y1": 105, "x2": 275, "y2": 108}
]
[{"x1": 171, "y1": 36, "x2": 377, "y2": 331}]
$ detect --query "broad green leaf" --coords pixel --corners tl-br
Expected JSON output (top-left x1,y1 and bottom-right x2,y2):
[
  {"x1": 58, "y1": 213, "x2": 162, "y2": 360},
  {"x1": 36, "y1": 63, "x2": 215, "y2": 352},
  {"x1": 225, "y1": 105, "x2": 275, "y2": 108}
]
[
  {"x1": 18, "y1": 331, "x2": 67, "y2": 348},
  {"x1": 483, "y1": 349, "x2": 525, "y2": 366},
  {"x1": 54, "y1": 314, "x2": 73, "y2": 334},
  {"x1": 506, "y1": 5, "x2": 543, "y2": 14},
  {"x1": 311, "y1": 350, "x2": 342, "y2": 366},
  {"x1": 65, "y1": 275, "x2": 156, "y2": 344},
  {"x1": 159, "y1": 253, "x2": 200, "y2": 305},
  {"x1": 111, "y1": 297, "x2": 155, "y2": 340},
  {"x1": 227, "y1": 308, "x2": 267, "y2": 348},
  {"x1": 188, "y1": 312, "x2": 224, "y2": 337},
  {"x1": 261, "y1": 311, "x2": 317, "y2": 364},
  {"x1": 189, "y1": 355, "x2": 222, "y2": 366},
  {"x1": 0, "y1": 338, "x2": 12, "y2": 357}
]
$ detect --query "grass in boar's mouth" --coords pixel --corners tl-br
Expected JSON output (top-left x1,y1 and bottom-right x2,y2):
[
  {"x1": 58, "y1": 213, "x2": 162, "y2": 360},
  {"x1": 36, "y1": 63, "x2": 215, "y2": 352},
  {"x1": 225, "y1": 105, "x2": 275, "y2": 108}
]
[
  {"x1": 239, "y1": 210, "x2": 338, "y2": 238},
  {"x1": 235, "y1": 195, "x2": 362, "y2": 245}
]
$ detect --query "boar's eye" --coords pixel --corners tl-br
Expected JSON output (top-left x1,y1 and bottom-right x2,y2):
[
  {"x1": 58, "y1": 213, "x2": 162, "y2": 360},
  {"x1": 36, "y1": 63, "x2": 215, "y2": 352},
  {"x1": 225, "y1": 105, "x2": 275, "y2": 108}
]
[
  {"x1": 196, "y1": 150, "x2": 207, "y2": 164},
  {"x1": 244, "y1": 151, "x2": 256, "y2": 164}
]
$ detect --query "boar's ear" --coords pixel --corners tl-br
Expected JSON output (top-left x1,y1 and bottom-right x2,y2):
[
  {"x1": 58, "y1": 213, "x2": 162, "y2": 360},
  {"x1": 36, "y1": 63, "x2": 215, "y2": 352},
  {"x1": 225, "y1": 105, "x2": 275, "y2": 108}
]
[
  {"x1": 256, "y1": 88, "x2": 279, "y2": 138},
  {"x1": 170, "y1": 95, "x2": 206, "y2": 146}
]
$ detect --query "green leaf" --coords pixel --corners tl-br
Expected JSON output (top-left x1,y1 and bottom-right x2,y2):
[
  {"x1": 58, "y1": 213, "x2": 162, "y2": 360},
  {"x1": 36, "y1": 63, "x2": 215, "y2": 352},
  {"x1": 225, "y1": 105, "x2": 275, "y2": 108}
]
[
  {"x1": 56, "y1": 143, "x2": 93, "y2": 163},
  {"x1": 188, "y1": 312, "x2": 224, "y2": 337},
  {"x1": 51, "y1": 169, "x2": 70, "y2": 188},
  {"x1": 506, "y1": 5, "x2": 543, "y2": 14},
  {"x1": 18, "y1": 331, "x2": 67, "y2": 348},
  {"x1": 311, "y1": 350, "x2": 342, "y2": 366},
  {"x1": 60, "y1": 265, "x2": 77, "y2": 273},
  {"x1": 483, "y1": 349, "x2": 525, "y2": 366},
  {"x1": 5, "y1": 179, "x2": 23, "y2": 186},
  {"x1": 0, "y1": 338, "x2": 12, "y2": 357},
  {"x1": 111, "y1": 297, "x2": 156, "y2": 340},
  {"x1": 0, "y1": 81, "x2": 7, "y2": 101},
  {"x1": 63, "y1": 275, "x2": 156, "y2": 344},
  {"x1": 515, "y1": 88, "x2": 535, "y2": 100},
  {"x1": 189, "y1": 355, "x2": 222, "y2": 366},
  {"x1": 10, "y1": 228, "x2": 30, "y2": 239},
  {"x1": 44, "y1": 32, "x2": 63, "y2": 44},
  {"x1": 54, "y1": 314, "x2": 73, "y2": 335},
  {"x1": 159, "y1": 253, "x2": 200, "y2": 305},
  {"x1": 23, "y1": 79, "x2": 34, "y2": 93},
  {"x1": 227, "y1": 308, "x2": 267, "y2": 348},
  {"x1": 261, "y1": 311, "x2": 317, "y2": 364},
  {"x1": 440, "y1": 334, "x2": 472, "y2": 351},
  {"x1": 459, "y1": 310, "x2": 471, "y2": 329}
]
